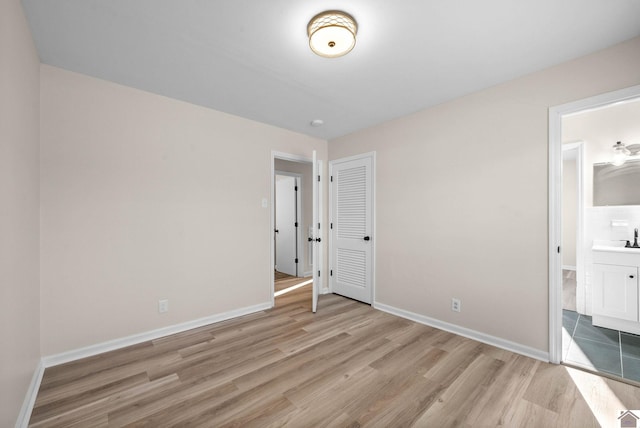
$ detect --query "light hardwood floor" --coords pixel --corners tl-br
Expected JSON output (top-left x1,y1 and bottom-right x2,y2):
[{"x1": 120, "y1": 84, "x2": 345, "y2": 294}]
[
  {"x1": 29, "y1": 289, "x2": 640, "y2": 427},
  {"x1": 274, "y1": 271, "x2": 310, "y2": 293}
]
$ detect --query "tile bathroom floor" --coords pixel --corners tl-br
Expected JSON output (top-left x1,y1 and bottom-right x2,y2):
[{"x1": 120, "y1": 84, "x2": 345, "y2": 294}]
[{"x1": 563, "y1": 309, "x2": 640, "y2": 382}]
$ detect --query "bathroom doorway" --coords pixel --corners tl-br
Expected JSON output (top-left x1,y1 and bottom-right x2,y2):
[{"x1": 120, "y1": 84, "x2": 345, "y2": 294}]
[
  {"x1": 550, "y1": 84, "x2": 640, "y2": 383},
  {"x1": 561, "y1": 142, "x2": 584, "y2": 317},
  {"x1": 271, "y1": 153, "x2": 320, "y2": 311}
]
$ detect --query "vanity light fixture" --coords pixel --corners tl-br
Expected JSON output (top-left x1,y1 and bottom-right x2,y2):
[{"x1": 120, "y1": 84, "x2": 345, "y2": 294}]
[
  {"x1": 627, "y1": 144, "x2": 640, "y2": 157},
  {"x1": 307, "y1": 10, "x2": 357, "y2": 58},
  {"x1": 611, "y1": 141, "x2": 631, "y2": 166}
]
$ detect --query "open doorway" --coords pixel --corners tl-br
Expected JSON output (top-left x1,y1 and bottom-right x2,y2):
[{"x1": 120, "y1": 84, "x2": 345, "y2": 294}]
[
  {"x1": 272, "y1": 156, "x2": 314, "y2": 309},
  {"x1": 560, "y1": 142, "x2": 584, "y2": 364},
  {"x1": 274, "y1": 173, "x2": 302, "y2": 278},
  {"x1": 561, "y1": 142, "x2": 584, "y2": 314},
  {"x1": 550, "y1": 84, "x2": 640, "y2": 384}
]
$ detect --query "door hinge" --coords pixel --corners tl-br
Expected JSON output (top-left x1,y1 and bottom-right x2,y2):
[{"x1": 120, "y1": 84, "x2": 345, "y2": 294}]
[
  {"x1": 557, "y1": 246, "x2": 561, "y2": 254},
  {"x1": 318, "y1": 175, "x2": 321, "y2": 182},
  {"x1": 330, "y1": 175, "x2": 333, "y2": 182},
  {"x1": 330, "y1": 269, "x2": 333, "y2": 276},
  {"x1": 318, "y1": 222, "x2": 321, "y2": 229},
  {"x1": 295, "y1": 185, "x2": 298, "y2": 191},
  {"x1": 295, "y1": 258, "x2": 298, "y2": 264},
  {"x1": 330, "y1": 222, "x2": 333, "y2": 229},
  {"x1": 318, "y1": 270, "x2": 321, "y2": 277},
  {"x1": 295, "y1": 222, "x2": 298, "y2": 227}
]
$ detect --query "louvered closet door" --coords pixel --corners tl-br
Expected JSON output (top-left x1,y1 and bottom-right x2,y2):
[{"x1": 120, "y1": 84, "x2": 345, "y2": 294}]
[{"x1": 330, "y1": 155, "x2": 373, "y2": 304}]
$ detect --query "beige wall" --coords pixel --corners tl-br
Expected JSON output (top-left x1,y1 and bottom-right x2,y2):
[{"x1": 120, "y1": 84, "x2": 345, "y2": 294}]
[
  {"x1": 562, "y1": 157, "x2": 577, "y2": 267},
  {"x1": 329, "y1": 37, "x2": 640, "y2": 352},
  {"x1": 0, "y1": 0, "x2": 41, "y2": 425},
  {"x1": 40, "y1": 65, "x2": 327, "y2": 355}
]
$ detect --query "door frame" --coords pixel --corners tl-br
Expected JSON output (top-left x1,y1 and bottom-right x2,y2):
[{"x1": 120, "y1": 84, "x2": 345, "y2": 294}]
[
  {"x1": 274, "y1": 171, "x2": 303, "y2": 277},
  {"x1": 562, "y1": 141, "x2": 585, "y2": 315},
  {"x1": 328, "y1": 151, "x2": 376, "y2": 303},
  {"x1": 271, "y1": 151, "x2": 322, "y2": 308},
  {"x1": 548, "y1": 84, "x2": 640, "y2": 364}
]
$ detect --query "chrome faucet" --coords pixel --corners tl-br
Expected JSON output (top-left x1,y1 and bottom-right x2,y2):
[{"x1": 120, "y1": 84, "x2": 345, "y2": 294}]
[{"x1": 634, "y1": 228, "x2": 639, "y2": 248}]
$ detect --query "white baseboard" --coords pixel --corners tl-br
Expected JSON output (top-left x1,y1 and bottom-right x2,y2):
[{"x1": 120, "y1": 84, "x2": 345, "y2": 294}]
[
  {"x1": 42, "y1": 302, "x2": 271, "y2": 368},
  {"x1": 15, "y1": 360, "x2": 45, "y2": 428},
  {"x1": 320, "y1": 287, "x2": 330, "y2": 295},
  {"x1": 562, "y1": 265, "x2": 576, "y2": 271},
  {"x1": 17, "y1": 302, "x2": 271, "y2": 426},
  {"x1": 373, "y1": 302, "x2": 549, "y2": 363}
]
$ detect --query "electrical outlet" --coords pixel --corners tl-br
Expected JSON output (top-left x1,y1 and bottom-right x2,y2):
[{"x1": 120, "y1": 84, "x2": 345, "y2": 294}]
[
  {"x1": 451, "y1": 298, "x2": 461, "y2": 313},
  {"x1": 158, "y1": 299, "x2": 169, "y2": 313}
]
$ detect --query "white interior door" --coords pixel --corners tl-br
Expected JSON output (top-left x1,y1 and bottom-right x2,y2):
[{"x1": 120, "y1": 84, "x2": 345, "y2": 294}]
[
  {"x1": 312, "y1": 150, "x2": 319, "y2": 312},
  {"x1": 330, "y1": 154, "x2": 373, "y2": 304},
  {"x1": 275, "y1": 175, "x2": 297, "y2": 276}
]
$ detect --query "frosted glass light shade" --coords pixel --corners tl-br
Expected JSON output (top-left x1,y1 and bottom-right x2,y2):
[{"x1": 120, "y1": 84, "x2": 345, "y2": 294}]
[
  {"x1": 612, "y1": 141, "x2": 630, "y2": 166},
  {"x1": 308, "y1": 11, "x2": 357, "y2": 58}
]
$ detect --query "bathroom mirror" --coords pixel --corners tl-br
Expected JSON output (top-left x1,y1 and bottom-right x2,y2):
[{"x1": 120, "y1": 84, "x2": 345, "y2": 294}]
[{"x1": 593, "y1": 159, "x2": 640, "y2": 206}]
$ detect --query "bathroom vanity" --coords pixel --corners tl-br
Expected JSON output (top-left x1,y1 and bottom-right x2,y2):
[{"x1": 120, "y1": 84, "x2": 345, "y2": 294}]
[{"x1": 592, "y1": 242, "x2": 640, "y2": 334}]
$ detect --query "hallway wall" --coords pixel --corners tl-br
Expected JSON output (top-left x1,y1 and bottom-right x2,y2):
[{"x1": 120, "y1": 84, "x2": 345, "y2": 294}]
[{"x1": 0, "y1": 0, "x2": 41, "y2": 425}]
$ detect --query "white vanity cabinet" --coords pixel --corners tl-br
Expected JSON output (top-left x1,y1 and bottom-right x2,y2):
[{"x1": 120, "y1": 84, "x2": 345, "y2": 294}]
[
  {"x1": 591, "y1": 244, "x2": 640, "y2": 334},
  {"x1": 592, "y1": 263, "x2": 638, "y2": 321}
]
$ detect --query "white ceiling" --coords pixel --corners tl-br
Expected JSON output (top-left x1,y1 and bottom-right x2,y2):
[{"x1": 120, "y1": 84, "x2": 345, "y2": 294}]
[{"x1": 22, "y1": 0, "x2": 640, "y2": 140}]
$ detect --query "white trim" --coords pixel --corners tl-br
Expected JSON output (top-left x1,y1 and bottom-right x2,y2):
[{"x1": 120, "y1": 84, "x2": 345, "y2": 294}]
[
  {"x1": 318, "y1": 159, "x2": 324, "y2": 300},
  {"x1": 42, "y1": 302, "x2": 270, "y2": 368},
  {"x1": 374, "y1": 302, "x2": 549, "y2": 362},
  {"x1": 328, "y1": 162, "x2": 333, "y2": 295},
  {"x1": 371, "y1": 153, "x2": 376, "y2": 305},
  {"x1": 548, "y1": 84, "x2": 640, "y2": 364},
  {"x1": 562, "y1": 141, "x2": 586, "y2": 315},
  {"x1": 576, "y1": 142, "x2": 588, "y2": 316},
  {"x1": 14, "y1": 361, "x2": 45, "y2": 428},
  {"x1": 274, "y1": 170, "x2": 304, "y2": 177},
  {"x1": 549, "y1": 100, "x2": 563, "y2": 365},
  {"x1": 562, "y1": 265, "x2": 576, "y2": 271},
  {"x1": 329, "y1": 151, "x2": 376, "y2": 165}
]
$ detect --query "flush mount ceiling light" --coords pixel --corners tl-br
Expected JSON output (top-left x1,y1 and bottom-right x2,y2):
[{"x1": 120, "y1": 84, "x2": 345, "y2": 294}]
[
  {"x1": 307, "y1": 10, "x2": 357, "y2": 58},
  {"x1": 611, "y1": 141, "x2": 631, "y2": 166}
]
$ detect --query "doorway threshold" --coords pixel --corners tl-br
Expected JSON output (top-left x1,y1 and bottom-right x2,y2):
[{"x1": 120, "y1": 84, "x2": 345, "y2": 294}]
[{"x1": 275, "y1": 278, "x2": 313, "y2": 297}]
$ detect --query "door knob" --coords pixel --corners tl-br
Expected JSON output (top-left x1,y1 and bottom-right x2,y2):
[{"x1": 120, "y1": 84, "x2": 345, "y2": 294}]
[
  {"x1": 364, "y1": 236, "x2": 370, "y2": 241},
  {"x1": 315, "y1": 238, "x2": 321, "y2": 242},
  {"x1": 631, "y1": 275, "x2": 635, "y2": 279},
  {"x1": 275, "y1": 229, "x2": 279, "y2": 233}
]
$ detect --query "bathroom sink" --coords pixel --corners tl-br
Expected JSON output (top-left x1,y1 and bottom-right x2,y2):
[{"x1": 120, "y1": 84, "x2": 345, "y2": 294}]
[{"x1": 592, "y1": 240, "x2": 640, "y2": 253}]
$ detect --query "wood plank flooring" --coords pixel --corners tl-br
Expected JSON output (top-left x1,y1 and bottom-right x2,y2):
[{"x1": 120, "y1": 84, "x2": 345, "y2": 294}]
[
  {"x1": 29, "y1": 289, "x2": 640, "y2": 427},
  {"x1": 274, "y1": 271, "x2": 310, "y2": 293}
]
